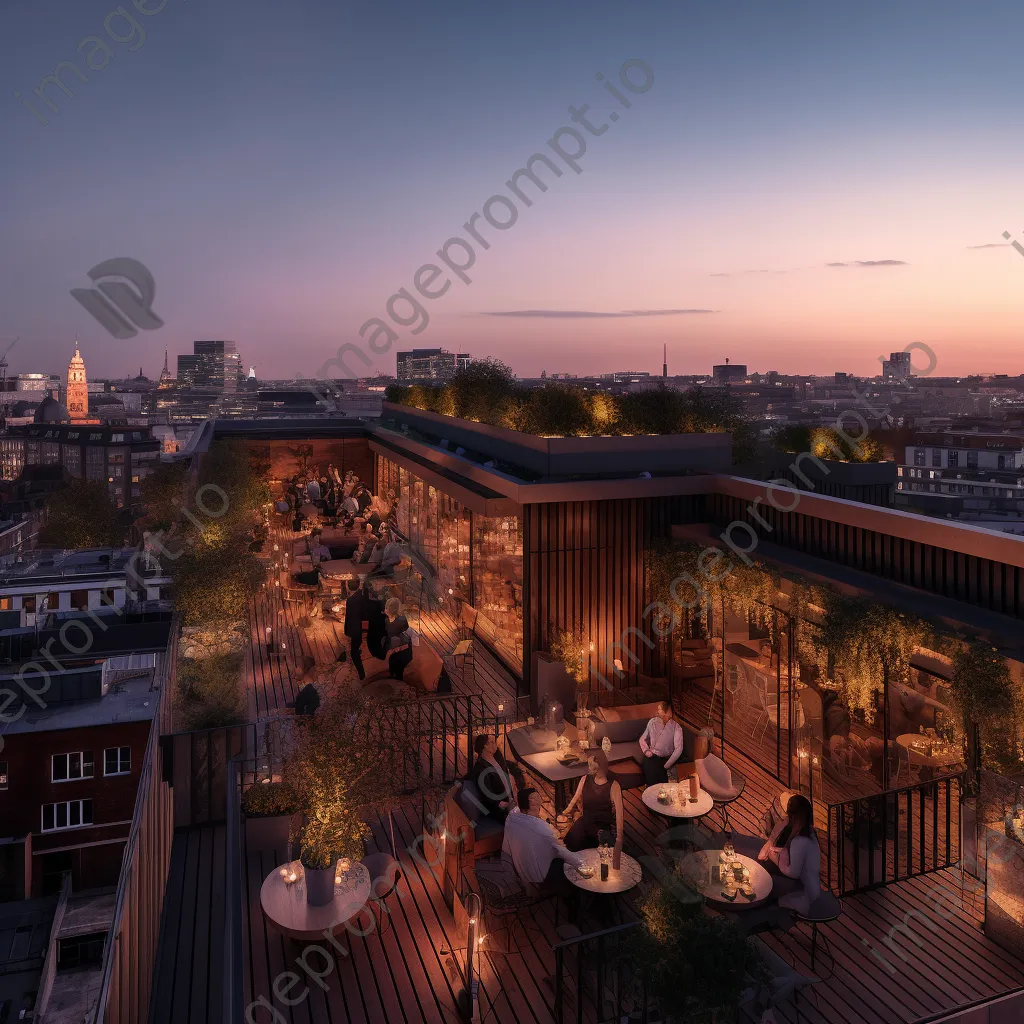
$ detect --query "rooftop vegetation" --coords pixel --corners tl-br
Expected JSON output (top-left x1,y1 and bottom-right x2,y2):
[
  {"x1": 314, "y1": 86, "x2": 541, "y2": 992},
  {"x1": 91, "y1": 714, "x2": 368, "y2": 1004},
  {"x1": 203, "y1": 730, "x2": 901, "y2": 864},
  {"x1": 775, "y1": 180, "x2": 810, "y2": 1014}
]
[
  {"x1": 386, "y1": 359, "x2": 756, "y2": 463},
  {"x1": 772, "y1": 424, "x2": 885, "y2": 464}
]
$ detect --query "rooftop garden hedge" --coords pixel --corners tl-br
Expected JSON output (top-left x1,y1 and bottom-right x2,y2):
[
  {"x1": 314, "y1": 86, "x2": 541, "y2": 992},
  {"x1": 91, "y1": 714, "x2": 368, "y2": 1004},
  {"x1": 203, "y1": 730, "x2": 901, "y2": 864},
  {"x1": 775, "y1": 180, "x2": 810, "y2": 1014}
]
[{"x1": 386, "y1": 359, "x2": 756, "y2": 462}]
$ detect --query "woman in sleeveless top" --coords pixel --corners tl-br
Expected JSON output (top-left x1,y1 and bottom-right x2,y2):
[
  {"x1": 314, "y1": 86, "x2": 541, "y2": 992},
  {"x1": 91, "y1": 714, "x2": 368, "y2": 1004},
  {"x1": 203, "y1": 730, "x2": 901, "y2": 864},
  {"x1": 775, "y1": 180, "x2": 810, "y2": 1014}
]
[{"x1": 562, "y1": 750, "x2": 623, "y2": 869}]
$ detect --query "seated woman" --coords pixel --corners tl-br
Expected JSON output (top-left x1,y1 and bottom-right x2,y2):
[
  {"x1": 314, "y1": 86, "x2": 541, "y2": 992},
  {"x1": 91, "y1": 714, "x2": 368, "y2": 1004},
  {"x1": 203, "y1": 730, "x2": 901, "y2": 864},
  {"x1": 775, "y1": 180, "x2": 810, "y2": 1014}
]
[
  {"x1": 384, "y1": 598, "x2": 413, "y2": 680},
  {"x1": 757, "y1": 793, "x2": 821, "y2": 915},
  {"x1": 469, "y1": 734, "x2": 518, "y2": 823},
  {"x1": 562, "y1": 751, "x2": 623, "y2": 870}
]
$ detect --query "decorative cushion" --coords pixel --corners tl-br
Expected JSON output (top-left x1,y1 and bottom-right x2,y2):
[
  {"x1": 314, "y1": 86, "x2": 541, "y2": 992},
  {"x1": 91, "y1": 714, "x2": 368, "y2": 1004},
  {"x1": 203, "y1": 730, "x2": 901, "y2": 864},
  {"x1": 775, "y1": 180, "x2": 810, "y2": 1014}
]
[
  {"x1": 698, "y1": 754, "x2": 739, "y2": 800},
  {"x1": 596, "y1": 701, "x2": 662, "y2": 724},
  {"x1": 456, "y1": 780, "x2": 486, "y2": 821},
  {"x1": 593, "y1": 718, "x2": 647, "y2": 745}
]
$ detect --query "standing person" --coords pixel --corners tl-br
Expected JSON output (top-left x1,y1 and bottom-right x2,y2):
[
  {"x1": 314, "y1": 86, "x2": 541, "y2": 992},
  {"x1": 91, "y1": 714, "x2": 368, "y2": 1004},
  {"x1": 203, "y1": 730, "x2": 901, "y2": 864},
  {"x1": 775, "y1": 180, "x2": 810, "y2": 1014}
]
[
  {"x1": 638, "y1": 701, "x2": 684, "y2": 786},
  {"x1": 758, "y1": 793, "x2": 821, "y2": 914},
  {"x1": 343, "y1": 579, "x2": 368, "y2": 681},
  {"x1": 562, "y1": 751, "x2": 623, "y2": 869},
  {"x1": 503, "y1": 787, "x2": 584, "y2": 918},
  {"x1": 384, "y1": 598, "x2": 413, "y2": 680},
  {"x1": 469, "y1": 734, "x2": 517, "y2": 823},
  {"x1": 365, "y1": 584, "x2": 388, "y2": 660}
]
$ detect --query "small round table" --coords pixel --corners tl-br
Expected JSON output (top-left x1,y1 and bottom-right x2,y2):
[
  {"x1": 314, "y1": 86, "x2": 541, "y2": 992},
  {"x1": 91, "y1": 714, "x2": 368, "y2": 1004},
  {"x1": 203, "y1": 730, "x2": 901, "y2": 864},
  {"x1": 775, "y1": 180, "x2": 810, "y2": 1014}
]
[
  {"x1": 642, "y1": 783, "x2": 714, "y2": 820},
  {"x1": 261, "y1": 861, "x2": 371, "y2": 941},
  {"x1": 564, "y1": 849, "x2": 642, "y2": 894},
  {"x1": 643, "y1": 783, "x2": 714, "y2": 846},
  {"x1": 678, "y1": 851, "x2": 774, "y2": 910}
]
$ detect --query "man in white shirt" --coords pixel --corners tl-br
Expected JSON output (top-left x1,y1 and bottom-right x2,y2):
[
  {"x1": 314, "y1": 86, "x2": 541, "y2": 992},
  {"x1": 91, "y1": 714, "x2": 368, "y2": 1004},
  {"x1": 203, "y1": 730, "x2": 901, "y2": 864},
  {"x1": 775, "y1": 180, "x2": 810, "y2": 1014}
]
[
  {"x1": 503, "y1": 788, "x2": 585, "y2": 918},
  {"x1": 639, "y1": 701, "x2": 684, "y2": 786}
]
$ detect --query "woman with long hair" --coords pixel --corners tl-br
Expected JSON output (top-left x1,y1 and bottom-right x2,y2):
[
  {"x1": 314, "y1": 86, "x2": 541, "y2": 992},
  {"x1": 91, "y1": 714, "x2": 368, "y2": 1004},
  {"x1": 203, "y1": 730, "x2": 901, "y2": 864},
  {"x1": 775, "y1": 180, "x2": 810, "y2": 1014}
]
[
  {"x1": 562, "y1": 750, "x2": 623, "y2": 870},
  {"x1": 758, "y1": 793, "x2": 821, "y2": 914}
]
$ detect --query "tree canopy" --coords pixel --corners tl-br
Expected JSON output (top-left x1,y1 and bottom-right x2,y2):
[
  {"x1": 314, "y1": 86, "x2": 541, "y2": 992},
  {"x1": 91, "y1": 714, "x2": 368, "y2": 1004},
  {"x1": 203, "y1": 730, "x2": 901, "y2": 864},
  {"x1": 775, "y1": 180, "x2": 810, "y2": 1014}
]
[{"x1": 39, "y1": 479, "x2": 123, "y2": 549}]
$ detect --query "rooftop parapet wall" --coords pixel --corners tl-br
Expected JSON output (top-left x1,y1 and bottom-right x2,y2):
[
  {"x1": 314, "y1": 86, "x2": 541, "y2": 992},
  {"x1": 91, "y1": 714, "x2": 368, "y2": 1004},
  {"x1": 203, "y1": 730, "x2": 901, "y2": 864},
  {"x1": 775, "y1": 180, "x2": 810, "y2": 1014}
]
[{"x1": 379, "y1": 402, "x2": 732, "y2": 477}]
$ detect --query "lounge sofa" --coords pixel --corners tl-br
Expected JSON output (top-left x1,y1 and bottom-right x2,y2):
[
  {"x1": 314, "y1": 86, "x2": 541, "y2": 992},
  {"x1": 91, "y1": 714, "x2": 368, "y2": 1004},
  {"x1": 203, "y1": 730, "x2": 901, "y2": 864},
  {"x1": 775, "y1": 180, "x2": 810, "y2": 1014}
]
[
  {"x1": 444, "y1": 780, "x2": 504, "y2": 865},
  {"x1": 363, "y1": 642, "x2": 444, "y2": 693},
  {"x1": 591, "y1": 703, "x2": 711, "y2": 786},
  {"x1": 505, "y1": 702, "x2": 712, "y2": 797}
]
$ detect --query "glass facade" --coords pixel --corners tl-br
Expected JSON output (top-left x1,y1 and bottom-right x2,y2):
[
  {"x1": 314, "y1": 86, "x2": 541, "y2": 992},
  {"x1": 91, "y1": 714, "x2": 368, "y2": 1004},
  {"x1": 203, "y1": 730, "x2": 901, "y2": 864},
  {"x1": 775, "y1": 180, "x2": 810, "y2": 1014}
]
[
  {"x1": 683, "y1": 591, "x2": 970, "y2": 806},
  {"x1": 377, "y1": 453, "x2": 523, "y2": 675}
]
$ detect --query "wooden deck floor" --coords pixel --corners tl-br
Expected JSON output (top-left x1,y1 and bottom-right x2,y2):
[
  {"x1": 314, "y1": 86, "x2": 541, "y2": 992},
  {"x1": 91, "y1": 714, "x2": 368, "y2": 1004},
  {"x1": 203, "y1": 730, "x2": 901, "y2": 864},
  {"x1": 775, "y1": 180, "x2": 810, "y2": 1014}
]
[
  {"x1": 245, "y1": 541, "x2": 522, "y2": 722},
  {"x1": 158, "y1": 522, "x2": 1023, "y2": 1023},
  {"x1": 155, "y1": 734, "x2": 1024, "y2": 1024}
]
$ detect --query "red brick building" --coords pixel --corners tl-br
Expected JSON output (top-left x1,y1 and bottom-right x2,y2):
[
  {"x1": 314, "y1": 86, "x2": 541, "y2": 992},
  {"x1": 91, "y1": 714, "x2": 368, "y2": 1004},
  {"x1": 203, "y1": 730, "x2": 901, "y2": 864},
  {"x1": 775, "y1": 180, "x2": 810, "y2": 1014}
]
[{"x1": 0, "y1": 662, "x2": 161, "y2": 896}]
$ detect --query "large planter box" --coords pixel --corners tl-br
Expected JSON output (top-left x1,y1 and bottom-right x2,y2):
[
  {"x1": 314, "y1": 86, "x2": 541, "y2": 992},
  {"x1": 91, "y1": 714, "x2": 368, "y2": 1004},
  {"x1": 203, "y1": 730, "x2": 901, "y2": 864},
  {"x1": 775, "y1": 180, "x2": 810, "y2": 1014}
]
[
  {"x1": 381, "y1": 402, "x2": 732, "y2": 476},
  {"x1": 244, "y1": 813, "x2": 296, "y2": 855},
  {"x1": 531, "y1": 652, "x2": 576, "y2": 716}
]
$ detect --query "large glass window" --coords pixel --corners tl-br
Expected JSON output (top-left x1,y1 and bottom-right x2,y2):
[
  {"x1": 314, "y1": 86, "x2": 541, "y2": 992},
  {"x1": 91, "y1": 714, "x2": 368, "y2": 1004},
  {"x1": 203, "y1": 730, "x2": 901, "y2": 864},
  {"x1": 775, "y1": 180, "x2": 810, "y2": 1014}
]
[{"x1": 472, "y1": 513, "x2": 523, "y2": 673}]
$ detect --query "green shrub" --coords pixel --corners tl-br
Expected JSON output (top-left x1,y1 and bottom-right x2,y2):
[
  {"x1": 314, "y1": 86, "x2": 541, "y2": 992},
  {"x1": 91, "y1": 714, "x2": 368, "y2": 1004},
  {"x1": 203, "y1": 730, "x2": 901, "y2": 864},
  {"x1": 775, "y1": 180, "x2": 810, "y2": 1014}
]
[{"x1": 242, "y1": 781, "x2": 299, "y2": 818}]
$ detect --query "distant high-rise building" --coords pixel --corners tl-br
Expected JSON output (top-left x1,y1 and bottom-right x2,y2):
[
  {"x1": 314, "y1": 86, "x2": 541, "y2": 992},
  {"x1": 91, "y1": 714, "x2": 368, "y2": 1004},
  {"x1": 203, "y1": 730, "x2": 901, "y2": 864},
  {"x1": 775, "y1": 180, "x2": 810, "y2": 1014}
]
[
  {"x1": 712, "y1": 359, "x2": 747, "y2": 384},
  {"x1": 66, "y1": 344, "x2": 88, "y2": 421},
  {"x1": 396, "y1": 348, "x2": 470, "y2": 381},
  {"x1": 882, "y1": 351, "x2": 912, "y2": 381},
  {"x1": 662, "y1": 344, "x2": 668, "y2": 379},
  {"x1": 176, "y1": 354, "x2": 200, "y2": 387},
  {"x1": 194, "y1": 340, "x2": 242, "y2": 391}
]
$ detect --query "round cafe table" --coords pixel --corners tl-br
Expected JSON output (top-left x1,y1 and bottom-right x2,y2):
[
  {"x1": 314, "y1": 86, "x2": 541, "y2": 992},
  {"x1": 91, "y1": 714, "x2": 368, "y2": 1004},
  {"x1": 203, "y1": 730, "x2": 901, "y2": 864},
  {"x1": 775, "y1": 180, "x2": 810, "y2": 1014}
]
[
  {"x1": 261, "y1": 861, "x2": 371, "y2": 941},
  {"x1": 895, "y1": 734, "x2": 961, "y2": 771},
  {"x1": 564, "y1": 848, "x2": 642, "y2": 894},
  {"x1": 641, "y1": 782, "x2": 714, "y2": 821},
  {"x1": 678, "y1": 851, "x2": 774, "y2": 910}
]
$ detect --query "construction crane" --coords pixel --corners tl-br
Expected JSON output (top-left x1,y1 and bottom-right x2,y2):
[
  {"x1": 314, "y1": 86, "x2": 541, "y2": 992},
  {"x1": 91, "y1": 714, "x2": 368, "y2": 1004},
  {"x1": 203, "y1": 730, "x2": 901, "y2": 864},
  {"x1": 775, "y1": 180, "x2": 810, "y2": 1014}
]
[{"x1": 0, "y1": 337, "x2": 18, "y2": 392}]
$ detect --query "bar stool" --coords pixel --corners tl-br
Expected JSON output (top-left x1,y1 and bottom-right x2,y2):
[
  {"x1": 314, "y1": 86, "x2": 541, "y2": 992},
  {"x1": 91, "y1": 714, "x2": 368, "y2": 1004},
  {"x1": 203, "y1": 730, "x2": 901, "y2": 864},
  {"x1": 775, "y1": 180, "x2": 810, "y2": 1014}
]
[{"x1": 796, "y1": 891, "x2": 843, "y2": 977}]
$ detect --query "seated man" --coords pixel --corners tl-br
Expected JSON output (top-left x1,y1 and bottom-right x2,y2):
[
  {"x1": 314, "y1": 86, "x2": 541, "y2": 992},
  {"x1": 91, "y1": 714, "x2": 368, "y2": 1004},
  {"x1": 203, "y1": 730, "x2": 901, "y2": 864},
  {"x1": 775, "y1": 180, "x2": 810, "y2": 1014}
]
[
  {"x1": 368, "y1": 530, "x2": 403, "y2": 577},
  {"x1": 503, "y1": 787, "x2": 584, "y2": 918},
  {"x1": 639, "y1": 700, "x2": 684, "y2": 786}
]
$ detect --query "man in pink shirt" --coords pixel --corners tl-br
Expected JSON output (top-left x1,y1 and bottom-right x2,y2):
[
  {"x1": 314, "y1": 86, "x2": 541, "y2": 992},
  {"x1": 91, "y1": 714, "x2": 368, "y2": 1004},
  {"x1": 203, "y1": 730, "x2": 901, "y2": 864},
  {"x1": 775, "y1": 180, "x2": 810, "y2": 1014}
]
[{"x1": 639, "y1": 701, "x2": 684, "y2": 786}]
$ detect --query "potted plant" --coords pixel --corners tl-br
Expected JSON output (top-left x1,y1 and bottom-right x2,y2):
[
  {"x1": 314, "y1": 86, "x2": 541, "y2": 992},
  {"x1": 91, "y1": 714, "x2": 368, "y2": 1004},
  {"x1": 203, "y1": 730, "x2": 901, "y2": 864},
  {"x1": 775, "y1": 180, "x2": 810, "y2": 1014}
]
[
  {"x1": 241, "y1": 780, "x2": 299, "y2": 853},
  {"x1": 294, "y1": 801, "x2": 366, "y2": 906},
  {"x1": 283, "y1": 691, "x2": 416, "y2": 906}
]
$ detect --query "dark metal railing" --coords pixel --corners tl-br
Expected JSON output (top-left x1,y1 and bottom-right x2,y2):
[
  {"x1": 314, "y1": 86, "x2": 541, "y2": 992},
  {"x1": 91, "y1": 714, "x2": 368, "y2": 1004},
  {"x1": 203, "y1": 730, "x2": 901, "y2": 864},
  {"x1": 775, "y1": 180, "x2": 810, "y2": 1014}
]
[
  {"x1": 552, "y1": 921, "x2": 646, "y2": 1024},
  {"x1": 224, "y1": 757, "x2": 245, "y2": 1024},
  {"x1": 165, "y1": 693, "x2": 496, "y2": 827},
  {"x1": 826, "y1": 771, "x2": 964, "y2": 895}
]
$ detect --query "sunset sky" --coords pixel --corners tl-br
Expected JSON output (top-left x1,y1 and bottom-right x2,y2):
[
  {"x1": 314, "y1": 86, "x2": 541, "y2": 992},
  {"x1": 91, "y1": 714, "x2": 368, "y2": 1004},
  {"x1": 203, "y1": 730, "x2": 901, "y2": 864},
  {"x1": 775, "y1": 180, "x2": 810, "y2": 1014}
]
[{"x1": 3, "y1": 0, "x2": 1024, "y2": 380}]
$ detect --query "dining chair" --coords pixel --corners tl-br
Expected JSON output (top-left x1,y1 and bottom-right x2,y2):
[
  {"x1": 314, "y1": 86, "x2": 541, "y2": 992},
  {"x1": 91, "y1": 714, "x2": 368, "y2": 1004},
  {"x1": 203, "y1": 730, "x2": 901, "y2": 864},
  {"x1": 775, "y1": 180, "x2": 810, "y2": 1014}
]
[{"x1": 360, "y1": 851, "x2": 403, "y2": 934}]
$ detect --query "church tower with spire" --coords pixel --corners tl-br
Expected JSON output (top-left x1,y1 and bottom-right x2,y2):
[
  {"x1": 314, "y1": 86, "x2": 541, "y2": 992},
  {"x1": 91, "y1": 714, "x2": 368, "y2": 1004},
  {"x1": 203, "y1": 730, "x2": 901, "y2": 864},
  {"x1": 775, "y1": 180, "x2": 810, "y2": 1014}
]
[{"x1": 66, "y1": 343, "x2": 89, "y2": 421}]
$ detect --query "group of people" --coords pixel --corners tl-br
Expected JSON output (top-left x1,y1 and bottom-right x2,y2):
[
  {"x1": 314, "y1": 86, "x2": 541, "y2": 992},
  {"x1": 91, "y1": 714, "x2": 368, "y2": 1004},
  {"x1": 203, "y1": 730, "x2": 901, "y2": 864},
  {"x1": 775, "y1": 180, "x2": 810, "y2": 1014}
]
[
  {"x1": 342, "y1": 579, "x2": 413, "y2": 682},
  {"x1": 467, "y1": 701, "x2": 823, "y2": 925}
]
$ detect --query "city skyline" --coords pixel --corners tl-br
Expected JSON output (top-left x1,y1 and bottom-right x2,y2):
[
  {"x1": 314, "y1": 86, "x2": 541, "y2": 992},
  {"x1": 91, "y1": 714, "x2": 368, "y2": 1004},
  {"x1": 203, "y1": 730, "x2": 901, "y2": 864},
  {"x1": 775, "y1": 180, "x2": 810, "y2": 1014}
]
[{"x1": 4, "y1": 0, "x2": 1024, "y2": 379}]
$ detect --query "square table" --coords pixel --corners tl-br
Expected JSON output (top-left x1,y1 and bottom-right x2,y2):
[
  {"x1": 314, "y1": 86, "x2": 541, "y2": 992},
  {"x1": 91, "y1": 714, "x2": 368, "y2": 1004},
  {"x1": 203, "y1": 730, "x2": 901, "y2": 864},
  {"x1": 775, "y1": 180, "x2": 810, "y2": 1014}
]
[{"x1": 514, "y1": 741, "x2": 643, "y2": 813}]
